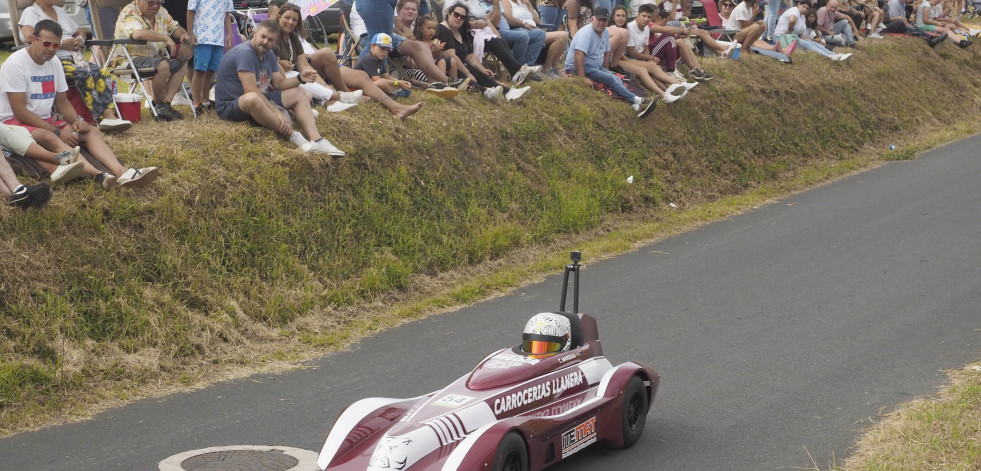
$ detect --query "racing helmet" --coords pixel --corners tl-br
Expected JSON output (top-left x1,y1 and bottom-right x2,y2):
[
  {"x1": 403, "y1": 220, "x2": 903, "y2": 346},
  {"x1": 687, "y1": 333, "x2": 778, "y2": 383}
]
[{"x1": 521, "y1": 313, "x2": 571, "y2": 355}]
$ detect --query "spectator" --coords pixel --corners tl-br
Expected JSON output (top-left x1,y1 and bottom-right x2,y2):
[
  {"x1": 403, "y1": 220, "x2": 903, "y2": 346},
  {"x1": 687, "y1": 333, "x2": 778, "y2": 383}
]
[
  {"x1": 816, "y1": 0, "x2": 859, "y2": 46},
  {"x1": 932, "y1": 0, "x2": 980, "y2": 35},
  {"x1": 215, "y1": 19, "x2": 345, "y2": 156},
  {"x1": 2, "y1": 21, "x2": 159, "y2": 189},
  {"x1": 502, "y1": 0, "x2": 570, "y2": 78},
  {"x1": 394, "y1": 0, "x2": 421, "y2": 38},
  {"x1": 1, "y1": 134, "x2": 52, "y2": 209},
  {"x1": 499, "y1": 0, "x2": 548, "y2": 71},
  {"x1": 834, "y1": 0, "x2": 867, "y2": 36},
  {"x1": 726, "y1": 0, "x2": 770, "y2": 49},
  {"x1": 915, "y1": 0, "x2": 973, "y2": 46},
  {"x1": 115, "y1": 0, "x2": 193, "y2": 121},
  {"x1": 448, "y1": 0, "x2": 543, "y2": 84},
  {"x1": 659, "y1": 0, "x2": 738, "y2": 55},
  {"x1": 859, "y1": 0, "x2": 886, "y2": 38},
  {"x1": 648, "y1": 4, "x2": 716, "y2": 80},
  {"x1": 564, "y1": 7, "x2": 659, "y2": 118},
  {"x1": 274, "y1": 4, "x2": 424, "y2": 118},
  {"x1": 774, "y1": 0, "x2": 853, "y2": 60},
  {"x1": 413, "y1": 15, "x2": 463, "y2": 81},
  {"x1": 537, "y1": 0, "x2": 566, "y2": 30},
  {"x1": 353, "y1": 33, "x2": 413, "y2": 98},
  {"x1": 611, "y1": 4, "x2": 629, "y2": 26},
  {"x1": 83, "y1": 0, "x2": 121, "y2": 63},
  {"x1": 764, "y1": 0, "x2": 787, "y2": 42},
  {"x1": 437, "y1": 1, "x2": 533, "y2": 102},
  {"x1": 629, "y1": 0, "x2": 658, "y2": 18},
  {"x1": 354, "y1": 0, "x2": 456, "y2": 88},
  {"x1": 18, "y1": 0, "x2": 132, "y2": 133},
  {"x1": 620, "y1": 3, "x2": 692, "y2": 102},
  {"x1": 187, "y1": 0, "x2": 234, "y2": 114},
  {"x1": 1, "y1": 124, "x2": 83, "y2": 186}
]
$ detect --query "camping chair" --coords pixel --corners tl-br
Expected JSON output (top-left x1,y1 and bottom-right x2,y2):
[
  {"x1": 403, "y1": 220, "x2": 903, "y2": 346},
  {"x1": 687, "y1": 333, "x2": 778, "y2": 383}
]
[
  {"x1": 91, "y1": 0, "x2": 196, "y2": 118},
  {"x1": 338, "y1": 2, "x2": 363, "y2": 67},
  {"x1": 699, "y1": 0, "x2": 742, "y2": 40}
]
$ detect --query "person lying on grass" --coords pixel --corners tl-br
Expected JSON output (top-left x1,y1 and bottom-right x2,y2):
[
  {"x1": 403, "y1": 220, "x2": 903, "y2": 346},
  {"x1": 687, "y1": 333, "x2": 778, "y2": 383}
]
[
  {"x1": 215, "y1": 19, "x2": 345, "y2": 157},
  {"x1": 353, "y1": 33, "x2": 413, "y2": 98},
  {"x1": 1, "y1": 20, "x2": 158, "y2": 189}
]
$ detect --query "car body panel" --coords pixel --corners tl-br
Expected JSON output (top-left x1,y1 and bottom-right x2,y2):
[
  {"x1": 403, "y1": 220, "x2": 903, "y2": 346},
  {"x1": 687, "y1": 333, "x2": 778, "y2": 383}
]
[{"x1": 317, "y1": 313, "x2": 660, "y2": 471}]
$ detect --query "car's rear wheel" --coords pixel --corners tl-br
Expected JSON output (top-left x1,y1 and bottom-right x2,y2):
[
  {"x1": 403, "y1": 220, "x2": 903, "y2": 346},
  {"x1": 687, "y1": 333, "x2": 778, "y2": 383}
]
[
  {"x1": 493, "y1": 432, "x2": 528, "y2": 471},
  {"x1": 619, "y1": 375, "x2": 648, "y2": 448}
]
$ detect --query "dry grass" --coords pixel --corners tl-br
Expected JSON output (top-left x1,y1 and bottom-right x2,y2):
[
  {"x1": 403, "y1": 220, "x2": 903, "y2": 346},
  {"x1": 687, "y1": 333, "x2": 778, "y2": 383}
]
[
  {"x1": 0, "y1": 32, "x2": 979, "y2": 446},
  {"x1": 838, "y1": 362, "x2": 981, "y2": 471}
]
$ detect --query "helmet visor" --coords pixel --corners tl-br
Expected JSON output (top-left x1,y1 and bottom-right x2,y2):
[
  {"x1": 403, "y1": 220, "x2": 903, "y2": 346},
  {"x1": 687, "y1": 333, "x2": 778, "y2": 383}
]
[{"x1": 522, "y1": 334, "x2": 566, "y2": 354}]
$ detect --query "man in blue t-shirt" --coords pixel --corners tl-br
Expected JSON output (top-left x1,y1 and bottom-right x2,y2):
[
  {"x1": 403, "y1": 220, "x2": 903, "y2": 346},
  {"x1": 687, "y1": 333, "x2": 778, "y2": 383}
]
[
  {"x1": 564, "y1": 7, "x2": 657, "y2": 118},
  {"x1": 215, "y1": 19, "x2": 345, "y2": 156}
]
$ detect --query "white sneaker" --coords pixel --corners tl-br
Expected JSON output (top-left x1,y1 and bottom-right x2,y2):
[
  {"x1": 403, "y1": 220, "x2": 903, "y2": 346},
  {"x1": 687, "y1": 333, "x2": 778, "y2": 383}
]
[
  {"x1": 117, "y1": 167, "x2": 159, "y2": 188},
  {"x1": 49, "y1": 160, "x2": 86, "y2": 184},
  {"x1": 54, "y1": 146, "x2": 81, "y2": 165},
  {"x1": 831, "y1": 52, "x2": 852, "y2": 62},
  {"x1": 338, "y1": 90, "x2": 363, "y2": 104},
  {"x1": 483, "y1": 86, "x2": 504, "y2": 103},
  {"x1": 665, "y1": 83, "x2": 688, "y2": 98},
  {"x1": 504, "y1": 86, "x2": 531, "y2": 103},
  {"x1": 867, "y1": 32, "x2": 884, "y2": 39},
  {"x1": 308, "y1": 137, "x2": 346, "y2": 157},
  {"x1": 326, "y1": 101, "x2": 359, "y2": 113},
  {"x1": 721, "y1": 41, "x2": 738, "y2": 57},
  {"x1": 511, "y1": 65, "x2": 542, "y2": 85},
  {"x1": 289, "y1": 131, "x2": 311, "y2": 152},
  {"x1": 663, "y1": 92, "x2": 683, "y2": 104},
  {"x1": 875, "y1": 24, "x2": 886, "y2": 33},
  {"x1": 682, "y1": 81, "x2": 698, "y2": 91},
  {"x1": 631, "y1": 97, "x2": 659, "y2": 118},
  {"x1": 99, "y1": 118, "x2": 132, "y2": 133},
  {"x1": 311, "y1": 108, "x2": 320, "y2": 119},
  {"x1": 669, "y1": 70, "x2": 686, "y2": 82},
  {"x1": 172, "y1": 92, "x2": 192, "y2": 106}
]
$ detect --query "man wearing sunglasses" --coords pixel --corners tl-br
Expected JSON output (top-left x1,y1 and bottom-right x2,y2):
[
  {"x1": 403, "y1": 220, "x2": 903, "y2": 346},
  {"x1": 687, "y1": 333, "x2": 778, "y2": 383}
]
[
  {"x1": 0, "y1": 20, "x2": 160, "y2": 189},
  {"x1": 115, "y1": 0, "x2": 193, "y2": 121}
]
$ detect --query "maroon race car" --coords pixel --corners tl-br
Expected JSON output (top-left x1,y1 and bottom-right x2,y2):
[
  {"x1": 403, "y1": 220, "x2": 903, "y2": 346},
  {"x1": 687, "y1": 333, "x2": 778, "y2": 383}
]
[{"x1": 316, "y1": 252, "x2": 660, "y2": 471}]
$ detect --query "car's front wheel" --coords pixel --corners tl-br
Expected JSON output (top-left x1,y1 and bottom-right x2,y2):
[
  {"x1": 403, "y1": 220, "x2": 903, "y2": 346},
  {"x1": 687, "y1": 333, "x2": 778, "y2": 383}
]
[
  {"x1": 619, "y1": 375, "x2": 649, "y2": 448},
  {"x1": 493, "y1": 431, "x2": 528, "y2": 471}
]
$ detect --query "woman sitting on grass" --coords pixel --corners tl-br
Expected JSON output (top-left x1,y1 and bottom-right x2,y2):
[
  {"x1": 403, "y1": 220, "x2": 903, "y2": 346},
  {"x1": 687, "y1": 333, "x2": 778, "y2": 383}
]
[
  {"x1": 18, "y1": 0, "x2": 131, "y2": 133},
  {"x1": 436, "y1": 2, "x2": 532, "y2": 103},
  {"x1": 274, "y1": 3, "x2": 422, "y2": 119}
]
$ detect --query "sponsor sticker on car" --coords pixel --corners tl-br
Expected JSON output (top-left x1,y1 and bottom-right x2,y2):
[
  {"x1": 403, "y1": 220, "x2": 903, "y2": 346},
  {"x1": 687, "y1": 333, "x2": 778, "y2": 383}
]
[{"x1": 561, "y1": 416, "x2": 597, "y2": 458}]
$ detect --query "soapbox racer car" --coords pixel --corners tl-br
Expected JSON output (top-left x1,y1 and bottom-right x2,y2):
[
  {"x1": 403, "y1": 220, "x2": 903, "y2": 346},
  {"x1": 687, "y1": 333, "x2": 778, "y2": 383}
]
[{"x1": 316, "y1": 252, "x2": 660, "y2": 471}]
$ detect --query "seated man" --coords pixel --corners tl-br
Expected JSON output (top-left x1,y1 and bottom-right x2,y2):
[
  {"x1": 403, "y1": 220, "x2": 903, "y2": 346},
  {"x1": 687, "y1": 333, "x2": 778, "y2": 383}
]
[
  {"x1": 564, "y1": 8, "x2": 658, "y2": 119},
  {"x1": 816, "y1": 0, "x2": 860, "y2": 47},
  {"x1": 115, "y1": 0, "x2": 193, "y2": 120},
  {"x1": 1, "y1": 20, "x2": 159, "y2": 189},
  {"x1": 215, "y1": 19, "x2": 345, "y2": 157}
]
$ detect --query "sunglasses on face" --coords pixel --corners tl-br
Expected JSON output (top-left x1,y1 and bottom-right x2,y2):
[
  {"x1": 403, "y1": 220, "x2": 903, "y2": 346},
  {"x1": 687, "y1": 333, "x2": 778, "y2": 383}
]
[
  {"x1": 450, "y1": 10, "x2": 467, "y2": 19},
  {"x1": 33, "y1": 36, "x2": 60, "y2": 49}
]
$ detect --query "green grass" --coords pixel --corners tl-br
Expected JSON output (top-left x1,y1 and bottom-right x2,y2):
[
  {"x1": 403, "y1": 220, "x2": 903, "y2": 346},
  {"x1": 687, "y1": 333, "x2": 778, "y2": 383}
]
[{"x1": 0, "y1": 32, "x2": 979, "y2": 447}]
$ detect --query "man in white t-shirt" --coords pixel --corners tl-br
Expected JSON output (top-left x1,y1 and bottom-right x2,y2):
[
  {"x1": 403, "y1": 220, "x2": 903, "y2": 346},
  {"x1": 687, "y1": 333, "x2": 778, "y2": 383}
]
[
  {"x1": 620, "y1": 3, "x2": 693, "y2": 102},
  {"x1": 1, "y1": 20, "x2": 159, "y2": 189},
  {"x1": 728, "y1": 0, "x2": 766, "y2": 48}
]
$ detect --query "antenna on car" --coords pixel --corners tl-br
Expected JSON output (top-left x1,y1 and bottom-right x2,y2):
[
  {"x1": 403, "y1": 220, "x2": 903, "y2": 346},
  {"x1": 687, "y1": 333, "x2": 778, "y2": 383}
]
[{"x1": 559, "y1": 251, "x2": 581, "y2": 314}]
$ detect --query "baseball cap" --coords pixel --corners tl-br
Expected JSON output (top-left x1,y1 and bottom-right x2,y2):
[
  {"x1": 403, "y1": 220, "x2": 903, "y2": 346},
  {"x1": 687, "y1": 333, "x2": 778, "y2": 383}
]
[
  {"x1": 593, "y1": 6, "x2": 611, "y2": 19},
  {"x1": 371, "y1": 33, "x2": 394, "y2": 49}
]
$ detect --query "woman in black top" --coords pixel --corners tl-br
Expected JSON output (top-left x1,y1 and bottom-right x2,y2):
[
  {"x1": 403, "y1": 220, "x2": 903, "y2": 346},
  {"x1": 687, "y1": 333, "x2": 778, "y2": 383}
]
[{"x1": 436, "y1": 2, "x2": 532, "y2": 103}]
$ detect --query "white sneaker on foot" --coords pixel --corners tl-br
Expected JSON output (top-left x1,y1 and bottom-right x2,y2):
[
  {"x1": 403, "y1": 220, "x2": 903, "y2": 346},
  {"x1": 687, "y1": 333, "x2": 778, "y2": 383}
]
[
  {"x1": 326, "y1": 101, "x2": 359, "y2": 113},
  {"x1": 663, "y1": 92, "x2": 683, "y2": 104},
  {"x1": 99, "y1": 118, "x2": 132, "y2": 133},
  {"x1": 682, "y1": 81, "x2": 698, "y2": 90},
  {"x1": 504, "y1": 86, "x2": 531, "y2": 103},
  {"x1": 511, "y1": 64, "x2": 541, "y2": 85},
  {"x1": 289, "y1": 131, "x2": 311, "y2": 152},
  {"x1": 867, "y1": 32, "x2": 884, "y2": 39},
  {"x1": 483, "y1": 86, "x2": 504, "y2": 103},
  {"x1": 308, "y1": 138, "x2": 346, "y2": 157},
  {"x1": 54, "y1": 146, "x2": 81, "y2": 165},
  {"x1": 118, "y1": 167, "x2": 159, "y2": 188},
  {"x1": 50, "y1": 160, "x2": 86, "y2": 184},
  {"x1": 669, "y1": 70, "x2": 686, "y2": 82},
  {"x1": 665, "y1": 83, "x2": 688, "y2": 97},
  {"x1": 338, "y1": 90, "x2": 363, "y2": 104},
  {"x1": 831, "y1": 52, "x2": 852, "y2": 62}
]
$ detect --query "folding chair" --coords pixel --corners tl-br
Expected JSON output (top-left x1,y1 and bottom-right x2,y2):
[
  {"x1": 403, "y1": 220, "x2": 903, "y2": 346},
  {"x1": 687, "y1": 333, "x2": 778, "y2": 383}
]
[
  {"x1": 699, "y1": 0, "x2": 742, "y2": 40},
  {"x1": 337, "y1": 2, "x2": 363, "y2": 67},
  {"x1": 91, "y1": 0, "x2": 196, "y2": 118}
]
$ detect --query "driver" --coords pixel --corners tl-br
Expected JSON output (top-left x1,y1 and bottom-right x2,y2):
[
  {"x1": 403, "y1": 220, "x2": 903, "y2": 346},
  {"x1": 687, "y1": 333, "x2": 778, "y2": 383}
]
[{"x1": 521, "y1": 313, "x2": 572, "y2": 356}]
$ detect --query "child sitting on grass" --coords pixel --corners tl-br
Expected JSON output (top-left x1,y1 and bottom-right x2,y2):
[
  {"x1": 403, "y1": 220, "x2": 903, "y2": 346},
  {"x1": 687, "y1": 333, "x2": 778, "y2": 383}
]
[
  {"x1": 353, "y1": 33, "x2": 414, "y2": 98},
  {"x1": 414, "y1": 15, "x2": 460, "y2": 82}
]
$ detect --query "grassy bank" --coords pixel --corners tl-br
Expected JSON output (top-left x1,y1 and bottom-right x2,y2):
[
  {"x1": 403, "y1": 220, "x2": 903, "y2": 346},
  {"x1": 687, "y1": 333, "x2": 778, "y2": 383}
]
[{"x1": 1, "y1": 34, "x2": 979, "y2": 439}]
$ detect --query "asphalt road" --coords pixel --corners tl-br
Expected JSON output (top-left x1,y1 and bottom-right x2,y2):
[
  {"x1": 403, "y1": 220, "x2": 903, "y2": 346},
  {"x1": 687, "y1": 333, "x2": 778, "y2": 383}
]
[{"x1": 1, "y1": 134, "x2": 979, "y2": 471}]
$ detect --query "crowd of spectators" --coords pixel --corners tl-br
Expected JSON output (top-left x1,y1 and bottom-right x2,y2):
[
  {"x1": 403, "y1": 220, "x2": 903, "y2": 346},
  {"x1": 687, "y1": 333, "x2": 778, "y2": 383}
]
[{"x1": 1, "y1": 0, "x2": 979, "y2": 210}]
